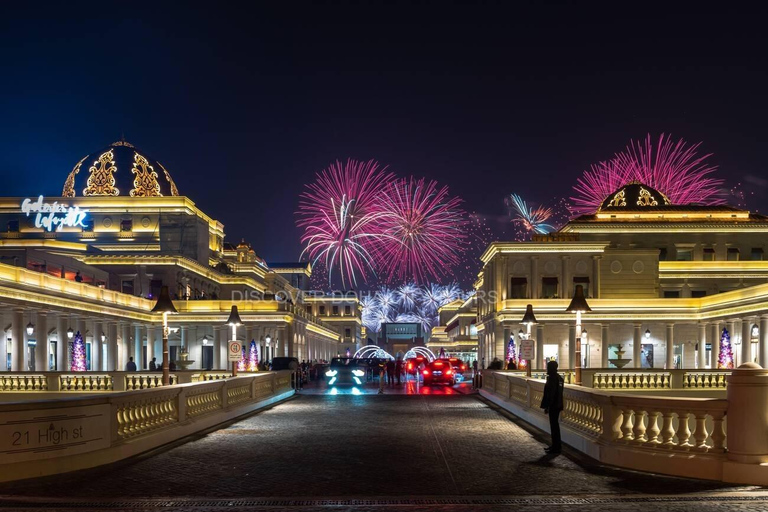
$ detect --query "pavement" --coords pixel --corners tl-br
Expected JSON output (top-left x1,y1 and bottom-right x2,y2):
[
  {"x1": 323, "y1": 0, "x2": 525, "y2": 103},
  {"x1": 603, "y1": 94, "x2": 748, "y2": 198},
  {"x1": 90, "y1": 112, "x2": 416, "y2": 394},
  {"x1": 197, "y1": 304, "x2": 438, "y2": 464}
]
[{"x1": 0, "y1": 385, "x2": 765, "y2": 511}]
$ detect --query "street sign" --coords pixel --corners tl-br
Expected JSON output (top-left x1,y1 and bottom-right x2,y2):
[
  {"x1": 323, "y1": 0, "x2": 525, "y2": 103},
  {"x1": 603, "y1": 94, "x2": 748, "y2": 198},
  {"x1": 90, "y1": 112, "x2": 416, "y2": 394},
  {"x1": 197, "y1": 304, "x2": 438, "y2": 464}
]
[
  {"x1": 520, "y1": 339, "x2": 534, "y2": 361},
  {"x1": 228, "y1": 341, "x2": 242, "y2": 362}
]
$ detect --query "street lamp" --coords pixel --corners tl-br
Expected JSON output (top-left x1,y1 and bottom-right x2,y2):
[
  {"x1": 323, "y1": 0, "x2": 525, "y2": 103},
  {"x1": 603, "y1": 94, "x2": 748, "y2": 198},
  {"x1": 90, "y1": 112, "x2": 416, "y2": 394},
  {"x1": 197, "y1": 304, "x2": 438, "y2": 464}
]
[
  {"x1": 151, "y1": 285, "x2": 178, "y2": 385},
  {"x1": 566, "y1": 284, "x2": 591, "y2": 385},
  {"x1": 226, "y1": 305, "x2": 242, "y2": 376},
  {"x1": 202, "y1": 334, "x2": 209, "y2": 346},
  {"x1": 520, "y1": 303, "x2": 538, "y2": 377},
  {"x1": 67, "y1": 327, "x2": 74, "y2": 340},
  {"x1": 645, "y1": 329, "x2": 651, "y2": 340},
  {"x1": 265, "y1": 334, "x2": 272, "y2": 363},
  {"x1": 100, "y1": 332, "x2": 106, "y2": 343},
  {"x1": 26, "y1": 322, "x2": 34, "y2": 336}
]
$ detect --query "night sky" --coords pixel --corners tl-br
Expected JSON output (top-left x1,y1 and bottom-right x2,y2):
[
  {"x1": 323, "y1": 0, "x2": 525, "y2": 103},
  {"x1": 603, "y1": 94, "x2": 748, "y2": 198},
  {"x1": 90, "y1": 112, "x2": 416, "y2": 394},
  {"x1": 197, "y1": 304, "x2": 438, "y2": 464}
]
[{"x1": 1, "y1": 2, "x2": 766, "y2": 273}]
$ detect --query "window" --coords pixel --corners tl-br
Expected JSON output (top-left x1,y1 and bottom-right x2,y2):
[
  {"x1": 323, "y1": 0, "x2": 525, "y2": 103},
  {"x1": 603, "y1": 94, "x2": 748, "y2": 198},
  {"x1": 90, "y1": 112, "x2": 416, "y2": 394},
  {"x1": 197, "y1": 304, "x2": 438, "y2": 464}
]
[
  {"x1": 319, "y1": 305, "x2": 326, "y2": 315},
  {"x1": 332, "y1": 305, "x2": 339, "y2": 316},
  {"x1": 676, "y1": 249, "x2": 693, "y2": 261},
  {"x1": 573, "y1": 276, "x2": 590, "y2": 297},
  {"x1": 664, "y1": 290, "x2": 680, "y2": 298},
  {"x1": 541, "y1": 277, "x2": 558, "y2": 298},
  {"x1": 344, "y1": 305, "x2": 351, "y2": 316},
  {"x1": 702, "y1": 248, "x2": 715, "y2": 261},
  {"x1": 6, "y1": 220, "x2": 18, "y2": 232},
  {"x1": 344, "y1": 328, "x2": 351, "y2": 339},
  {"x1": 121, "y1": 279, "x2": 134, "y2": 295},
  {"x1": 510, "y1": 277, "x2": 527, "y2": 299},
  {"x1": 752, "y1": 248, "x2": 764, "y2": 261},
  {"x1": 306, "y1": 305, "x2": 313, "y2": 315},
  {"x1": 691, "y1": 290, "x2": 707, "y2": 298},
  {"x1": 120, "y1": 219, "x2": 133, "y2": 232},
  {"x1": 727, "y1": 248, "x2": 740, "y2": 261},
  {"x1": 658, "y1": 248, "x2": 668, "y2": 261}
]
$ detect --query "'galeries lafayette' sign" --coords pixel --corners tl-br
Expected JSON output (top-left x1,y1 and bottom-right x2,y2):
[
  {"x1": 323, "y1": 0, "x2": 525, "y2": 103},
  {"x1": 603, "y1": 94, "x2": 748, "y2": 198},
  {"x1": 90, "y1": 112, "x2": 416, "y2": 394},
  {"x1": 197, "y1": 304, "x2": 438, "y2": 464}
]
[{"x1": 21, "y1": 196, "x2": 88, "y2": 232}]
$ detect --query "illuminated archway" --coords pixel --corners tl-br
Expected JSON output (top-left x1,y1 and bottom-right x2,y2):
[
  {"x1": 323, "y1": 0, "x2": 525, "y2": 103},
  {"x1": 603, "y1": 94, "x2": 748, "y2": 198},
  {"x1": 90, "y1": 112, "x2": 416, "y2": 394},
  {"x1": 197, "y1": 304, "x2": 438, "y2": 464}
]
[
  {"x1": 353, "y1": 345, "x2": 394, "y2": 360},
  {"x1": 404, "y1": 347, "x2": 436, "y2": 362}
]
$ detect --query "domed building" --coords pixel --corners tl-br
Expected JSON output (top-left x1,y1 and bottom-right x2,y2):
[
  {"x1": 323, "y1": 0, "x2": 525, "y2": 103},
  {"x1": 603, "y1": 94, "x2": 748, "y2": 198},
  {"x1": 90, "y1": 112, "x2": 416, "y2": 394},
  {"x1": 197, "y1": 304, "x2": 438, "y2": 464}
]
[
  {"x1": 62, "y1": 140, "x2": 180, "y2": 198},
  {"x1": 474, "y1": 179, "x2": 768, "y2": 376},
  {"x1": 0, "y1": 140, "x2": 347, "y2": 374}
]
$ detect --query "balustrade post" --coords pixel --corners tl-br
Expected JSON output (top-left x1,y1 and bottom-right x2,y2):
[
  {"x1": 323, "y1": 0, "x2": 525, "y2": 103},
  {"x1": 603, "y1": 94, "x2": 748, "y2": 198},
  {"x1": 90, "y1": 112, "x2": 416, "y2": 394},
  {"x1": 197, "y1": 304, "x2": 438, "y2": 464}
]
[
  {"x1": 726, "y1": 363, "x2": 768, "y2": 463},
  {"x1": 693, "y1": 412, "x2": 709, "y2": 451}
]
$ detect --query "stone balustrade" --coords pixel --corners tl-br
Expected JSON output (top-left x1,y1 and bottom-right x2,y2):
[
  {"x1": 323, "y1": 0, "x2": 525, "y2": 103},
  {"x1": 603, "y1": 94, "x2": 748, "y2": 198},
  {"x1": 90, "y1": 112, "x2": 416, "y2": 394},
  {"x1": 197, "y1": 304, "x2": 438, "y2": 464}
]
[
  {"x1": 0, "y1": 371, "x2": 294, "y2": 482},
  {"x1": 481, "y1": 369, "x2": 768, "y2": 485},
  {"x1": 580, "y1": 369, "x2": 732, "y2": 391},
  {"x1": 0, "y1": 370, "x2": 236, "y2": 394}
]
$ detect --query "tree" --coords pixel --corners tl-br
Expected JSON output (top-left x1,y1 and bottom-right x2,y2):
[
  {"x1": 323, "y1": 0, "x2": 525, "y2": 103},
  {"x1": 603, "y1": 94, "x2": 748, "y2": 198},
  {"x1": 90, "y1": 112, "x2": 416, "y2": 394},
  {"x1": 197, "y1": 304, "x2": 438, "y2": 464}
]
[
  {"x1": 71, "y1": 331, "x2": 86, "y2": 372},
  {"x1": 506, "y1": 336, "x2": 518, "y2": 369},
  {"x1": 718, "y1": 327, "x2": 734, "y2": 369},
  {"x1": 248, "y1": 340, "x2": 259, "y2": 372},
  {"x1": 238, "y1": 346, "x2": 246, "y2": 372}
]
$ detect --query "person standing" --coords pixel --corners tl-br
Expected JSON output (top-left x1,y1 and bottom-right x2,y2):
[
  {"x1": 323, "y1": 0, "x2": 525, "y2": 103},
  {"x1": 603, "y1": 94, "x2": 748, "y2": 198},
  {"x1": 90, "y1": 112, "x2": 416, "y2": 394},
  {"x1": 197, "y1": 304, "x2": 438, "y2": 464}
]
[
  {"x1": 125, "y1": 357, "x2": 137, "y2": 371},
  {"x1": 149, "y1": 357, "x2": 157, "y2": 371},
  {"x1": 540, "y1": 360, "x2": 564, "y2": 454},
  {"x1": 386, "y1": 359, "x2": 396, "y2": 387}
]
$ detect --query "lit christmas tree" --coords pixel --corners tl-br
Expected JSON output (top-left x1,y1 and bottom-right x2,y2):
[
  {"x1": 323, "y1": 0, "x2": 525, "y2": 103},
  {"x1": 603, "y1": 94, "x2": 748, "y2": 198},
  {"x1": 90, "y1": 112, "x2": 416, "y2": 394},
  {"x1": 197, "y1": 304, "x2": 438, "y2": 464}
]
[
  {"x1": 71, "y1": 331, "x2": 86, "y2": 371},
  {"x1": 718, "y1": 327, "x2": 734, "y2": 369},
  {"x1": 238, "y1": 346, "x2": 246, "y2": 372},
  {"x1": 248, "y1": 339, "x2": 259, "y2": 371},
  {"x1": 507, "y1": 336, "x2": 518, "y2": 369}
]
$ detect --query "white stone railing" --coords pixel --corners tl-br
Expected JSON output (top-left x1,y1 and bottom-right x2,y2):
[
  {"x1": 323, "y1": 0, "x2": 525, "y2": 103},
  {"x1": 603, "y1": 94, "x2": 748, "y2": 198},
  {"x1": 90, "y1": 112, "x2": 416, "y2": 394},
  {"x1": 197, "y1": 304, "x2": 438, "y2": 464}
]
[
  {"x1": 581, "y1": 369, "x2": 732, "y2": 391},
  {"x1": 0, "y1": 371, "x2": 294, "y2": 482},
  {"x1": 0, "y1": 370, "x2": 240, "y2": 393},
  {"x1": 480, "y1": 370, "x2": 741, "y2": 482}
]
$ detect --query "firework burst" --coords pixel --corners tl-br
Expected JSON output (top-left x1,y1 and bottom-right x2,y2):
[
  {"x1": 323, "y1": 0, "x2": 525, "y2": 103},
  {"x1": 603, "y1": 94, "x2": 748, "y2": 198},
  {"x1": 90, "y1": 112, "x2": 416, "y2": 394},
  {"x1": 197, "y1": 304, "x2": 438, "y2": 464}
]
[
  {"x1": 506, "y1": 193, "x2": 556, "y2": 235},
  {"x1": 570, "y1": 134, "x2": 724, "y2": 216},
  {"x1": 297, "y1": 159, "x2": 394, "y2": 288},
  {"x1": 373, "y1": 177, "x2": 468, "y2": 283}
]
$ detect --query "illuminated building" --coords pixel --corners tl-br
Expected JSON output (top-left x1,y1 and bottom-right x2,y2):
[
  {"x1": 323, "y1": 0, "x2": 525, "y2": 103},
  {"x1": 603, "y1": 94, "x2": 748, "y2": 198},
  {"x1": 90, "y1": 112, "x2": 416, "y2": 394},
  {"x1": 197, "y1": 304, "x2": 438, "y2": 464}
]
[
  {"x1": 0, "y1": 140, "x2": 350, "y2": 372},
  {"x1": 429, "y1": 295, "x2": 478, "y2": 362},
  {"x1": 476, "y1": 182, "x2": 768, "y2": 370}
]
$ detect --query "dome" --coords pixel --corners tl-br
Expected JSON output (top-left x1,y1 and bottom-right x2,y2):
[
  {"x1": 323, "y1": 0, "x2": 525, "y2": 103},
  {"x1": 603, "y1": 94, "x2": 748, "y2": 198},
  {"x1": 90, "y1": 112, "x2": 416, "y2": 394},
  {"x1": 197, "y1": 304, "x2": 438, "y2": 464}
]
[
  {"x1": 62, "y1": 140, "x2": 180, "y2": 197},
  {"x1": 599, "y1": 181, "x2": 671, "y2": 211}
]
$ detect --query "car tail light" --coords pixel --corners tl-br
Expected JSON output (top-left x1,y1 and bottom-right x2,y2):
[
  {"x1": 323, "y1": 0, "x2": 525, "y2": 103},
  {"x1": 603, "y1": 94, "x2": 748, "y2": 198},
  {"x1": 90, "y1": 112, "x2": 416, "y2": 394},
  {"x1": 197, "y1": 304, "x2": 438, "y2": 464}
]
[
  {"x1": 446, "y1": 369, "x2": 453, "y2": 375},
  {"x1": 434, "y1": 362, "x2": 443, "y2": 367},
  {"x1": 408, "y1": 363, "x2": 413, "y2": 370},
  {"x1": 422, "y1": 369, "x2": 430, "y2": 375},
  {"x1": 460, "y1": 365, "x2": 465, "y2": 371}
]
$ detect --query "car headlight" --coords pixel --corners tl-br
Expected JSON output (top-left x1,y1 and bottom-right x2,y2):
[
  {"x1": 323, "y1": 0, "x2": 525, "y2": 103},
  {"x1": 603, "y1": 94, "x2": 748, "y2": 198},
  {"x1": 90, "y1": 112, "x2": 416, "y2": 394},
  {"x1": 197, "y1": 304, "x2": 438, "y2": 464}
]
[
  {"x1": 325, "y1": 370, "x2": 338, "y2": 377},
  {"x1": 352, "y1": 369, "x2": 365, "y2": 377}
]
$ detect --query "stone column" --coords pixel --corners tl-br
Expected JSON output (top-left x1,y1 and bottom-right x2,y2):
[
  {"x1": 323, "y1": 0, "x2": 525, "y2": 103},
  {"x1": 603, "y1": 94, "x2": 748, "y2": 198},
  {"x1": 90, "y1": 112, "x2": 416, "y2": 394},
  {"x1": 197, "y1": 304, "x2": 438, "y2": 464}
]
[
  {"x1": 536, "y1": 324, "x2": 544, "y2": 370},
  {"x1": 92, "y1": 320, "x2": 103, "y2": 372},
  {"x1": 728, "y1": 319, "x2": 738, "y2": 366},
  {"x1": 726, "y1": 365, "x2": 768, "y2": 464},
  {"x1": 560, "y1": 255, "x2": 570, "y2": 299},
  {"x1": 665, "y1": 323, "x2": 675, "y2": 369},
  {"x1": 0, "y1": 313, "x2": 6, "y2": 372},
  {"x1": 11, "y1": 310, "x2": 24, "y2": 371},
  {"x1": 632, "y1": 324, "x2": 642, "y2": 369},
  {"x1": 530, "y1": 257, "x2": 539, "y2": 299},
  {"x1": 121, "y1": 323, "x2": 131, "y2": 371},
  {"x1": 742, "y1": 318, "x2": 754, "y2": 365},
  {"x1": 215, "y1": 325, "x2": 226, "y2": 370},
  {"x1": 592, "y1": 255, "x2": 601, "y2": 299},
  {"x1": 761, "y1": 316, "x2": 768, "y2": 368},
  {"x1": 601, "y1": 324, "x2": 610, "y2": 368},
  {"x1": 134, "y1": 325, "x2": 143, "y2": 369},
  {"x1": 35, "y1": 312, "x2": 48, "y2": 371},
  {"x1": 180, "y1": 326, "x2": 188, "y2": 351},
  {"x1": 568, "y1": 324, "x2": 576, "y2": 369},
  {"x1": 107, "y1": 322, "x2": 118, "y2": 371},
  {"x1": 698, "y1": 323, "x2": 707, "y2": 369},
  {"x1": 502, "y1": 327, "x2": 510, "y2": 362},
  {"x1": 712, "y1": 322, "x2": 721, "y2": 369},
  {"x1": 146, "y1": 325, "x2": 155, "y2": 369},
  {"x1": 56, "y1": 315, "x2": 68, "y2": 371}
]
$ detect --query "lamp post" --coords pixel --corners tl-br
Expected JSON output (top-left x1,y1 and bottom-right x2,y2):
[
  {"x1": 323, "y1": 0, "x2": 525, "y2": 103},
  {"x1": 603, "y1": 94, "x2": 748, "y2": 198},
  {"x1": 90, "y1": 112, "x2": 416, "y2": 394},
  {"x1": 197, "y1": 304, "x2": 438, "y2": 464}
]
[
  {"x1": 521, "y1": 304, "x2": 538, "y2": 377},
  {"x1": 26, "y1": 323, "x2": 34, "y2": 336},
  {"x1": 566, "y1": 284, "x2": 591, "y2": 385},
  {"x1": 67, "y1": 327, "x2": 74, "y2": 340},
  {"x1": 226, "y1": 305, "x2": 242, "y2": 376},
  {"x1": 151, "y1": 285, "x2": 178, "y2": 386},
  {"x1": 265, "y1": 334, "x2": 271, "y2": 363}
]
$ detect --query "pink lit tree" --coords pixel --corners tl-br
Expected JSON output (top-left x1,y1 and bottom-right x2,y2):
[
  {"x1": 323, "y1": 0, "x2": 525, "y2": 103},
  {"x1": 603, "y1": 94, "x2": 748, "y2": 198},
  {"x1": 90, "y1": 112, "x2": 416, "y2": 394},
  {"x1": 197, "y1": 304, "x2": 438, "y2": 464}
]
[
  {"x1": 248, "y1": 340, "x2": 259, "y2": 371},
  {"x1": 238, "y1": 346, "x2": 246, "y2": 372},
  {"x1": 71, "y1": 331, "x2": 86, "y2": 372},
  {"x1": 718, "y1": 328, "x2": 734, "y2": 369},
  {"x1": 507, "y1": 336, "x2": 518, "y2": 369}
]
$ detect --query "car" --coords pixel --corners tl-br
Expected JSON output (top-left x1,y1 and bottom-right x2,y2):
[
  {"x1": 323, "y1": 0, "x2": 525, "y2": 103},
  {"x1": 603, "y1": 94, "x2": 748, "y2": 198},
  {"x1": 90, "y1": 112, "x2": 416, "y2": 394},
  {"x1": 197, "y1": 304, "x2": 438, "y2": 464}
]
[
  {"x1": 406, "y1": 356, "x2": 427, "y2": 376},
  {"x1": 422, "y1": 359, "x2": 456, "y2": 386},
  {"x1": 446, "y1": 358, "x2": 467, "y2": 379},
  {"x1": 325, "y1": 357, "x2": 367, "y2": 386},
  {"x1": 271, "y1": 357, "x2": 299, "y2": 371}
]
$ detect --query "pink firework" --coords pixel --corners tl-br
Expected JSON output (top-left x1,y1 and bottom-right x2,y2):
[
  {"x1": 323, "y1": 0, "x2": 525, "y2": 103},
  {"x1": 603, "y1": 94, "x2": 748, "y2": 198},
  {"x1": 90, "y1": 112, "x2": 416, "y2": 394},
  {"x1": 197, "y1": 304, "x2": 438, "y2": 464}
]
[
  {"x1": 570, "y1": 134, "x2": 724, "y2": 216},
  {"x1": 297, "y1": 159, "x2": 394, "y2": 288},
  {"x1": 372, "y1": 177, "x2": 468, "y2": 283}
]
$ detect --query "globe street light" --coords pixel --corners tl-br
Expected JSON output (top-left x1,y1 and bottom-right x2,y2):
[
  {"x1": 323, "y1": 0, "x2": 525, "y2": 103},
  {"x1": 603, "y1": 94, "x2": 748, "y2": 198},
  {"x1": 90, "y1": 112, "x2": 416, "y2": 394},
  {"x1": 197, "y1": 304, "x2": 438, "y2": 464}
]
[
  {"x1": 226, "y1": 305, "x2": 242, "y2": 376},
  {"x1": 26, "y1": 322, "x2": 34, "y2": 336},
  {"x1": 67, "y1": 327, "x2": 74, "y2": 340},
  {"x1": 566, "y1": 284, "x2": 591, "y2": 385},
  {"x1": 151, "y1": 285, "x2": 178, "y2": 386}
]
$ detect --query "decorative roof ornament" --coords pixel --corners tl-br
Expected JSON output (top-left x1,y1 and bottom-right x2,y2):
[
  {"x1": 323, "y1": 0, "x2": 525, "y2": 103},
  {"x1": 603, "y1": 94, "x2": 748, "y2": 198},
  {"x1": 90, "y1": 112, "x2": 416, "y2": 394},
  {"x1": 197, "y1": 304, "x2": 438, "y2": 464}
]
[
  {"x1": 130, "y1": 152, "x2": 162, "y2": 197},
  {"x1": 83, "y1": 149, "x2": 119, "y2": 196},
  {"x1": 158, "y1": 162, "x2": 180, "y2": 196},
  {"x1": 637, "y1": 187, "x2": 658, "y2": 207},
  {"x1": 606, "y1": 189, "x2": 626, "y2": 208},
  {"x1": 62, "y1": 156, "x2": 86, "y2": 197}
]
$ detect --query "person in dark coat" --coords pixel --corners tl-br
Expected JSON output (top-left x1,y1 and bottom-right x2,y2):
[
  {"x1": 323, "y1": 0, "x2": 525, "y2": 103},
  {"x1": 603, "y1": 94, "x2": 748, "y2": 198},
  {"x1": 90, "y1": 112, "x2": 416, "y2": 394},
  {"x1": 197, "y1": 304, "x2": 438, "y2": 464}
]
[
  {"x1": 125, "y1": 357, "x2": 137, "y2": 371},
  {"x1": 540, "y1": 360, "x2": 564, "y2": 454}
]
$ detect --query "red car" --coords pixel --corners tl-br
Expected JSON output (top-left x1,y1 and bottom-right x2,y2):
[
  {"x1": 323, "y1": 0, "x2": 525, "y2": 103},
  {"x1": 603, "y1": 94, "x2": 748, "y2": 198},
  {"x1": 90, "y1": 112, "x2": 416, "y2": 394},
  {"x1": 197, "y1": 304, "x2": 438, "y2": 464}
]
[
  {"x1": 406, "y1": 356, "x2": 427, "y2": 376},
  {"x1": 446, "y1": 358, "x2": 466, "y2": 375},
  {"x1": 422, "y1": 359, "x2": 456, "y2": 386}
]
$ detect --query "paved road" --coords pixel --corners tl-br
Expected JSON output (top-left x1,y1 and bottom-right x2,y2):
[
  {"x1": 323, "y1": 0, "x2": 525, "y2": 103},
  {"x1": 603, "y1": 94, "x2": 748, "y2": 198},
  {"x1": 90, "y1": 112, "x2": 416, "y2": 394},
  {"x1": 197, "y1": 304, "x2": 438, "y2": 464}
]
[{"x1": 0, "y1": 392, "x2": 765, "y2": 511}]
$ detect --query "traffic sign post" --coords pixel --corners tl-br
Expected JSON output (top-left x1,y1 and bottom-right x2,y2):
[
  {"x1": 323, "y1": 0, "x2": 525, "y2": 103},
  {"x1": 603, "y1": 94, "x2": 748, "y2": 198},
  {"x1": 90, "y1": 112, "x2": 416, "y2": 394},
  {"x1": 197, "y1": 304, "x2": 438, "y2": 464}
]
[
  {"x1": 520, "y1": 339, "x2": 534, "y2": 377},
  {"x1": 228, "y1": 341, "x2": 242, "y2": 376}
]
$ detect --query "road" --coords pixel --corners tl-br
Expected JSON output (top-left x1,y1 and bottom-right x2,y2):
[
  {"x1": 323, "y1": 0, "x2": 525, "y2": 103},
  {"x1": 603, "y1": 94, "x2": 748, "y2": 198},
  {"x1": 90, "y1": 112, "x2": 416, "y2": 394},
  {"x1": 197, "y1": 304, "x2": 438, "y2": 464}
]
[{"x1": 0, "y1": 387, "x2": 764, "y2": 511}]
